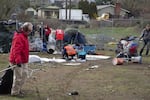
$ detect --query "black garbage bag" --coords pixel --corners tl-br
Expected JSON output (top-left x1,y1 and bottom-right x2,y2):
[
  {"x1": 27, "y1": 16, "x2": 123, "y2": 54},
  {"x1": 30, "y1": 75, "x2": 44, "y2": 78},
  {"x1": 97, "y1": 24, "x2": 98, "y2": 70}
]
[{"x1": 0, "y1": 66, "x2": 13, "y2": 94}]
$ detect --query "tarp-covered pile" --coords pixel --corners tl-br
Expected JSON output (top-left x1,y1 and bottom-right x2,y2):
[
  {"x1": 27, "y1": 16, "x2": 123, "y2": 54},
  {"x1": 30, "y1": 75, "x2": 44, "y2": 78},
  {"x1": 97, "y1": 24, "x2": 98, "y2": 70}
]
[{"x1": 0, "y1": 21, "x2": 15, "y2": 53}]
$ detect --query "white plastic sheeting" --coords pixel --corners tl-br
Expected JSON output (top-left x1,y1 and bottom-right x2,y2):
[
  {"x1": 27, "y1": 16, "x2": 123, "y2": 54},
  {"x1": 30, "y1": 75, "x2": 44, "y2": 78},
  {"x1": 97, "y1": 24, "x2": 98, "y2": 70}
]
[
  {"x1": 86, "y1": 55, "x2": 110, "y2": 60},
  {"x1": 29, "y1": 55, "x2": 66, "y2": 63},
  {"x1": 29, "y1": 55, "x2": 41, "y2": 63}
]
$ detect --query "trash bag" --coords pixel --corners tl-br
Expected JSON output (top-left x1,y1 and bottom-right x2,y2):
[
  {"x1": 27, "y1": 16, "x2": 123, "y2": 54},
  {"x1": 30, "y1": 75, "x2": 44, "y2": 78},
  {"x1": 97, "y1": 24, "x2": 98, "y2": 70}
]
[
  {"x1": 0, "y1": 66, "x2": 13, "y2": 94},
  {"x1": 47, "y1": 33, "x2": 56, "y2": 54}
]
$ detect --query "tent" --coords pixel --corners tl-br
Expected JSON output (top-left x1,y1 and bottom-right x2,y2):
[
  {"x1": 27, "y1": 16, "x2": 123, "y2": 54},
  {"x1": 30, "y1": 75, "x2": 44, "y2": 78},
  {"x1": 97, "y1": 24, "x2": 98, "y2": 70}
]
[
  {"x1": 64, "y1": 28, "x2": 97, "y2": 54},
  {"x1": 64, "y1": 28, "x2": 87, "y2": 45}
]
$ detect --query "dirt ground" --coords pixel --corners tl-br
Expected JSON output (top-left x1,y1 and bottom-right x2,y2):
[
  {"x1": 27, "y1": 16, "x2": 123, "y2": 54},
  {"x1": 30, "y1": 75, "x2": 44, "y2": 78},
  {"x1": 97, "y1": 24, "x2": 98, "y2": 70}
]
[
  {"x1": 0, "y1": 52, "x2": 150, "y2": 100},
  {"x1": 24, "y1": 51, "x2": 150, "y2": 100}
]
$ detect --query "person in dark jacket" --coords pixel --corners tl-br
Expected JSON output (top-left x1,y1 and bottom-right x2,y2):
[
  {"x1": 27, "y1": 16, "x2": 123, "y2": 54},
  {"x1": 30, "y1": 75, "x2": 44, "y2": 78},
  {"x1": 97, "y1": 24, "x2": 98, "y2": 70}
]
[
  {"x1": 139, "y1": 24, "x2": 150, "y2": 56},
  {"x1": 9, "y1": 22, "x2": 33, "y2": 97}
]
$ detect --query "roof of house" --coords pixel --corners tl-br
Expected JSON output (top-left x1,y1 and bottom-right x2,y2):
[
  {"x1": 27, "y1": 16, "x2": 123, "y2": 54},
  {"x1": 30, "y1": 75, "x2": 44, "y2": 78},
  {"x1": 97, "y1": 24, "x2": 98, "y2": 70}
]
[
  {"x1": 26, "y1": 7, "x2": 36, "y2": 11},
  {"x1": 38, "y1": 5, "x2": 60, "y2": 10},
  {"x1": 97, "y1": 5, "x2": 130, "y2": 13}
]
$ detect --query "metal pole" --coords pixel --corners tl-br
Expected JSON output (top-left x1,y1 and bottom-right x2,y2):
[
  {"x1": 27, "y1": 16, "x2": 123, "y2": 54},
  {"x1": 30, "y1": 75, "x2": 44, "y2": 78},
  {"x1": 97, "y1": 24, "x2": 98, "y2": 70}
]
[
  {"x1": 69, "y1": 0, "x2": 71, "y2": 21},
  {"x1": 16, "y1": 19, "x2": 18, "y2": 30},
  {"x1": 41, "y1": 22, "x2": 44, "y2": 41},
  {"x1": 0, "y1": 65, "x2": 15, "y2": 73},
  {"x1": 65, "y1": 0, "x2": 68, "y2": 20}
]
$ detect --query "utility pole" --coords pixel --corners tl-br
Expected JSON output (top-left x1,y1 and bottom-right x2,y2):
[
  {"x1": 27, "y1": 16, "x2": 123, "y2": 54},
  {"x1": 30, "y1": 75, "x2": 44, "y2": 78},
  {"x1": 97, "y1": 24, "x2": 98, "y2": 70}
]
[
  {"x1": 69, "y1": 0, "x2": 71, "y2": 21},
  {"x1": 65, "y1": 0, "x2": 68, "y2": 20}
]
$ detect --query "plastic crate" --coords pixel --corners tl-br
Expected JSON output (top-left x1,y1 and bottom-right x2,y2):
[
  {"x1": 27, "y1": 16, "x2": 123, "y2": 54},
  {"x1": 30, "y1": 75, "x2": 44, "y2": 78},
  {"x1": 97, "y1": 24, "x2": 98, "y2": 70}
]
[{"x1": 83, "y1": 45, "x2": 96, "y2": 54}]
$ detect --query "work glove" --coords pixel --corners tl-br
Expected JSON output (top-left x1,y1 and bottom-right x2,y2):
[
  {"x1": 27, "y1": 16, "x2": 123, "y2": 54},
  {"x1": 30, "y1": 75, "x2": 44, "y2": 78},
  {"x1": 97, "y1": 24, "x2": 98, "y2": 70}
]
[{"x1": 17, "y1": 64, "x2": 21, "y2": 67}]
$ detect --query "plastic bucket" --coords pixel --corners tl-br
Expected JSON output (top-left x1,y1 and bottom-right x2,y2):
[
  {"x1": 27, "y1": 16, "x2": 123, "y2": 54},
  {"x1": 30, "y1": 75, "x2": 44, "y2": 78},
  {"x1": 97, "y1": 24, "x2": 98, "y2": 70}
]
[
  {"x1": 131, "y1": 56, "x2": 142, "y2": 63},
  {"x1": 112, "y1": 58, "x2": 124, "y2": 65}
]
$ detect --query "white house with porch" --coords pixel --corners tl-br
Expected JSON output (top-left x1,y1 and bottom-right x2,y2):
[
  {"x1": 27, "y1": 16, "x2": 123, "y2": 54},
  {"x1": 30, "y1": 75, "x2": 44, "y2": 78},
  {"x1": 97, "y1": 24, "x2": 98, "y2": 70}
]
[{"x1": 97, "y1": 4, "x2": 130, "y2": 18}]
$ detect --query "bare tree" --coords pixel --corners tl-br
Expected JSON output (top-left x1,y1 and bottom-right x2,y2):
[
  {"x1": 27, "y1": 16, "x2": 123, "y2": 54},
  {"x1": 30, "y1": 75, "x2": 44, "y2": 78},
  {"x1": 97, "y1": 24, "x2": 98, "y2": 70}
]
[
  {"x1": 112, "y1": 0, "x2": 150, "y2": 17},
  {"x1": 0, "y1": 0, "x2": 29, "y2": 20}
]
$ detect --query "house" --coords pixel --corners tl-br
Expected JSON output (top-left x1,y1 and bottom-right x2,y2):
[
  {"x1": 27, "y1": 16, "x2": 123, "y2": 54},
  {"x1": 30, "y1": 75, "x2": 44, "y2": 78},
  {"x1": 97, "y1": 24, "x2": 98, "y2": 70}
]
[
  {"x1": 97, "y1": 3, "x2": 130, "y2": 18},
  {"x1": 37, "y1": 6, "x2": 60, "y2": 19},
  {"x1": 25, "y1": 7, "x2": 37, "y2": 16}
]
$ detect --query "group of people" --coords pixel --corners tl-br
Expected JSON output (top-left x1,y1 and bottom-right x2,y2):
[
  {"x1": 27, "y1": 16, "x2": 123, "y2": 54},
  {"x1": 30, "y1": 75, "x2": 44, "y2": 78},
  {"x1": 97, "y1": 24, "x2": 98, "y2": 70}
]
[
  {"x1": 8, "y1": 22, "x2": 77, "y2": 97},
  {"x1": 5, "y1": 22, "x2": 150, "y2": 98},
  {"x1": 42, "y1": 25, "x2": 65, "y2": 52},
  {"x1": 30, "y1": 24, "x2": 65, "y2": 52}
]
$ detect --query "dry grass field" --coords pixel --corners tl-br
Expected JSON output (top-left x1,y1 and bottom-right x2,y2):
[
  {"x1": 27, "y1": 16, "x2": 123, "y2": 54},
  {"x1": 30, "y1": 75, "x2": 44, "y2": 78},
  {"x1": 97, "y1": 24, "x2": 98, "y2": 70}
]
[{"x1": 0, "y1": 26, "x2": 150, "y2": 100}]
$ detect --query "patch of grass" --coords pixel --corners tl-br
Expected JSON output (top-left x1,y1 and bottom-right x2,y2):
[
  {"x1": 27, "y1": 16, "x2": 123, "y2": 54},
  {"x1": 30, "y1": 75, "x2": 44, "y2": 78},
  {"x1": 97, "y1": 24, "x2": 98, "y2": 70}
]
[
  {"x1": 0, "y1": 54, "x2": 9, "y2": 76},
  {"x1": 80, "y1": 27, "x2": 139, "y2": 39}
]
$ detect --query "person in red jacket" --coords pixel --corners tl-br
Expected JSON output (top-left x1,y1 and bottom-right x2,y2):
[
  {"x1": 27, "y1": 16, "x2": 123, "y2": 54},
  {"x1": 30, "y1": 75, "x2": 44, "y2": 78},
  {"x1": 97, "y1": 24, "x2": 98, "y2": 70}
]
[
  {"x1": 44, "y1": 25, "x2": 51, "y2": 42},
  {"x1": 55, "y1": 29, "x2": 64, "y2": 51},
  {"x1": 9, "y1": 22, "x2": 33, "y2": 97}
]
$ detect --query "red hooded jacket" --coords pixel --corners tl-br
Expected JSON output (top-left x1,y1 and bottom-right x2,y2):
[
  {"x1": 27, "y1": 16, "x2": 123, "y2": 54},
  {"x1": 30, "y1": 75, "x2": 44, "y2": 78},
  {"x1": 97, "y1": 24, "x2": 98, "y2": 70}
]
[
  {"x1": 45, "y1": 26, "x2": 51, "y2": 36},
  {"x1": 9, "y1": 31, "x2": 29, "y2": 64}
]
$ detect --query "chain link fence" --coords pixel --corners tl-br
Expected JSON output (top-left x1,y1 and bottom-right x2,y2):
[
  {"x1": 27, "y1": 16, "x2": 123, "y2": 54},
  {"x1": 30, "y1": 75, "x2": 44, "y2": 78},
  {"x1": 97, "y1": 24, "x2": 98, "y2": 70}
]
[
  {"x1": 1, "y1": 18, "x2": 149, "y2": 53},
  {"x1": 85, "y1": 19, "x2": 150, "y2": 51}
]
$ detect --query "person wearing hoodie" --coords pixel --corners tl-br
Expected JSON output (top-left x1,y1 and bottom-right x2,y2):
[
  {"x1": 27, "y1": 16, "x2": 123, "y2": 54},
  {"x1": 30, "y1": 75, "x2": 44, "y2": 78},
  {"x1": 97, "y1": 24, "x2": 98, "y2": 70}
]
[{"x1": 9, "y1": 22, "x2": 33, "y2": 97}]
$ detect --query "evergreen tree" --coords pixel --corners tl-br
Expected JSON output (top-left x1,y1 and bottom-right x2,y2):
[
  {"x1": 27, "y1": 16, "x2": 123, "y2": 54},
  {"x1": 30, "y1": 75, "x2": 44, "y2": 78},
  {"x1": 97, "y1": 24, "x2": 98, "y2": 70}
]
[
  {"x1": 78, "y1": 0, "x2": 89, "y2": 14},
  {"x1": 79, "y1": 0, "x2": 97, "y2": 19},
  {"x1": 89, "y1": 2, "x2": 97, "y2": 19}
]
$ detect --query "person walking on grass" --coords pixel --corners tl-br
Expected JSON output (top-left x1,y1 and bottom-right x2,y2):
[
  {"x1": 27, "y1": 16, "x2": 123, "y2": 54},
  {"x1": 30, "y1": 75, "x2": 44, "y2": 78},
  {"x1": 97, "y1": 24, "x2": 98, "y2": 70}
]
[
  {"x1": 9, "y1": 22, "x2": 33, "y2": 97},
  {"x1": 139, "y1": 24, "x2": 150, "y2": 56}
]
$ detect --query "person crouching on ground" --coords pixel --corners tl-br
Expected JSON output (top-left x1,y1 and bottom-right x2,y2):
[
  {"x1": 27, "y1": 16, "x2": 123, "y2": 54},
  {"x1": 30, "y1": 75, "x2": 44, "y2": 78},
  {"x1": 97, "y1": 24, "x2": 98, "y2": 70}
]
[
  {"x1": 62, "y1": 44, "x2": 76, "y2": 60},
  {"x1": 9, "y1": 22, "x2": 33, "y2": 97}
]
